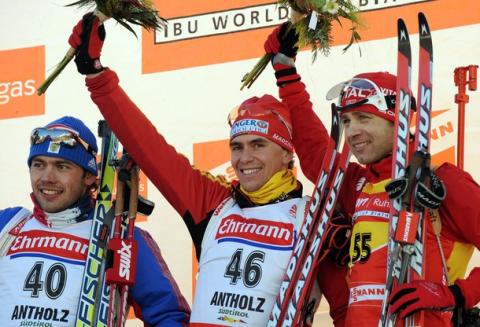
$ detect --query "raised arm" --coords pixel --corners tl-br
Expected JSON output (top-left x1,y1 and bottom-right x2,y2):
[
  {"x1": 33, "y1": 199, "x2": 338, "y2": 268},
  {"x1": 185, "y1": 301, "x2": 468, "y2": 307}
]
[
  {"x1": 68, "y1": 13, "x2": 231, "y2": 242},
  {"x1": 262, "y1": 23, "x2": 334, "y2": 184}
]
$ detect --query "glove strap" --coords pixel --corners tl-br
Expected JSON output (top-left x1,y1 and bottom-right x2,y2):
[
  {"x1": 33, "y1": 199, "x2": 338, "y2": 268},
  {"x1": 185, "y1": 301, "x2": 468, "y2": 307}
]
[
  {"x1": 385, "y1": 177, "x2": 408, "y2": 199},
  {"x1": 74, "y1": 56, "x2": 104, "y2": 75},
  {"x1": 416, "y1": 171, "x2": 446, "y2": 209},
  {"x1": 274, "y1": 64, "x2": 301, "y2": 87}
]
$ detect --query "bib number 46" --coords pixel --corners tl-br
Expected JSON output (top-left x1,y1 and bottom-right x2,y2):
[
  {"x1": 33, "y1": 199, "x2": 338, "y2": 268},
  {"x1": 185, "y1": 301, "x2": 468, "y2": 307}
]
[{"x1": 224, "y1": 249, "x2": 265, "y2": 288}]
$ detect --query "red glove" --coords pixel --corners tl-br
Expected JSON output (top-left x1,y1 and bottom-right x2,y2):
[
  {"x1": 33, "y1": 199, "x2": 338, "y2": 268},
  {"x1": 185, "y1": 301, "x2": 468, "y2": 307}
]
[
  {"x1": 264, "y1": 22, "x2": 299, "y2": 58},
  {"x1": 388, "y1": 280, "x2": 456, "y2": 319},
  {"x1": 68, "y1": 12, "x2": 105, "y2": 75}
]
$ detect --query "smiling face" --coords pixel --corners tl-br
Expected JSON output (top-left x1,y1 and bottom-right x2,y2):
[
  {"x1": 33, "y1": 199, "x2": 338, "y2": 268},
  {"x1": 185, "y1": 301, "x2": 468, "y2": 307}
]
[
  {"x1": 230, "y1": 134, "x2": 293, "y2": 192},
  {"x1": 30, "y1": 156, "x2": 96, "y2": 213},
  {"x1": 342, "y1": 111, "x2": 394, "y2": 164}
]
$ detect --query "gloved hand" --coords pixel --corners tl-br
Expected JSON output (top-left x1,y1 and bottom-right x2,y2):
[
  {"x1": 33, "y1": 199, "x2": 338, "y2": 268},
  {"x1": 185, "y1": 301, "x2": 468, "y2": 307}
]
[
  {"x1": 264, "y1": 22, "x2": 301, "y2": 86},
  {"x1": 416, "y1": 169, "x2": 446, "y2": 209},
  {"x1": 264, "y1": 21, "x2": 299, "y2": 59},
  {"x1": 68, "y1": 12, "x2": 106, "y2": 75},
  {"x1": 318, "y1": 211, "x2": 351, "y2": 266},
  {"x1": 389, "y1": 280, "x2": 457, "y2": 319}
]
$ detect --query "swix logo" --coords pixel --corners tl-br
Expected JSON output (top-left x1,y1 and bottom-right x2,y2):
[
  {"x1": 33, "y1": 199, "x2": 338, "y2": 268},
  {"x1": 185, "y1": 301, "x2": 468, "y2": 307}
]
[
  {"x1": 118, "y1": 240, "x2": 132, "y2": 279},
  {"x1": 7, "y1": 230, "x2": 88, "y2": 263},
  {"x1": 215, "y1": 215, "x2": 294, "y2": 249},
  {"x1": 417, "y1": 84, "x2": 432, "y2": 150},
  {"x1": 0, "y1": 46, "x2": 45, "y2": 119}
]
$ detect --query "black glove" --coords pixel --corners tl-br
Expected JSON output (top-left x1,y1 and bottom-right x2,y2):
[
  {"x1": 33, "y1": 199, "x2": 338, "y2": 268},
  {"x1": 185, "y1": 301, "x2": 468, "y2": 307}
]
[
  {"x1": 416, "y1": 169, "x2": 446, "y2": 209},
  {"x1": 264, "y1": 21, "x2": 299, "y2": 60},
  {"x1": 385, "y1": 167, "x2": 446, "y2": 210},
  {"x1": 68, "y1": 12, "x2": 106, "y2": 75}
]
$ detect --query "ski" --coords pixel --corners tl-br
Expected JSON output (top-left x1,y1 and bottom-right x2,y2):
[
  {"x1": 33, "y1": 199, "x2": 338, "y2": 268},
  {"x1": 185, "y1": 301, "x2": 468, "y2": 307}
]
[
  {"x1": 268, "y1": 106, "x2": 350, "y2": 327},
  {"x1": 402, "y1": 12, "x2": 433, "y2": 327},
  {"x1": 380, "y1": 12, "x2": 433, "y2": 327},
  {"x1": 379, "y1": 16, "x2": 413, "y2": 327},
  {"x1": 268, "y1": 124, "x2": 338, "y2": 326},
  {"x1": 286, "y1": 141, "x2": 351, "y2": 327},
  {"x1": 76, "y1": 121, "x2": 119, "y2": 327}
]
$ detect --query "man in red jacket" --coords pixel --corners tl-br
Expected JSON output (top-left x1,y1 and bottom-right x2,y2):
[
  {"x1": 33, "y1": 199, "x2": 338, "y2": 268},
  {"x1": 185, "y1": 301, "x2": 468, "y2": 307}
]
[
  {"x1": 66, "y1": 13, "x2": 351, "y2": 326},
  {"x1": 265, "y1": 23, "x2": 480, "y2": 326}
]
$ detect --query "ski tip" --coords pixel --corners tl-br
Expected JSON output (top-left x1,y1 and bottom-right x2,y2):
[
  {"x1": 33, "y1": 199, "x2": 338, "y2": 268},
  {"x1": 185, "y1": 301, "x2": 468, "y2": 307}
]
[
  {"x1": 418, "y1": 12, "x2": 431, "y2": 36},
  {"x1": 397, "y1": 19, "x2": 410, "y2": 42}
]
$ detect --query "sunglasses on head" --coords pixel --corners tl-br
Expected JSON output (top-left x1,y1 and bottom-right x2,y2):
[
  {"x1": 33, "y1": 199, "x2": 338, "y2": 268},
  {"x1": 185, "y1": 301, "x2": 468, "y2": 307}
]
[
  {"x1": 326, "y1": 78, "x2": 396, "y2": 112},
  {"x1": 30, "y1": 127, "x2": 97, "y2": 157}
]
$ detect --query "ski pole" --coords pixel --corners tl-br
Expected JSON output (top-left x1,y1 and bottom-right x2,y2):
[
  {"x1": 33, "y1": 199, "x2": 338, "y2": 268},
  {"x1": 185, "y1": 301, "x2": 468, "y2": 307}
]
[
  {"x1": 106, "y1": 153, "x2": 139, "y2": 327},
  {"x1": 454, "y1": 65, "x2": 478, "y2": 170}
]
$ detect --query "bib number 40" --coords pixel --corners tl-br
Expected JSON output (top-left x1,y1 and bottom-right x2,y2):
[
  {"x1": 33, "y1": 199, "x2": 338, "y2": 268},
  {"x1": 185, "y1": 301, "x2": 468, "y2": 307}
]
[{"x1": 24, "y1": 261, "x2": 67, "y2": 299}]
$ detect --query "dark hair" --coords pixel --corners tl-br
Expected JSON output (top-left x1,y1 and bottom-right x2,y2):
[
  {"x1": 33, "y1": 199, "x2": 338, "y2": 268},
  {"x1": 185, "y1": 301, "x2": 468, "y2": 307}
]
[{"x1": 82, "y1": 170, "x2": 98, "y2": 196}]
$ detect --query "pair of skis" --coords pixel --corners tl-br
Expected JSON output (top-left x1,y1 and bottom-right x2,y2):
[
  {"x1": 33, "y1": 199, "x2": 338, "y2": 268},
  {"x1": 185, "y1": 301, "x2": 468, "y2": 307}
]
[
  {"x1": 379, "y1": 12, "x2": 434, "y2": 327},
  {"x1": 268, "y1": 106, "x2": 351, "y2": 327},
  {"x1": 75, "y1": 121, "x2": 142, "y2": 327}
]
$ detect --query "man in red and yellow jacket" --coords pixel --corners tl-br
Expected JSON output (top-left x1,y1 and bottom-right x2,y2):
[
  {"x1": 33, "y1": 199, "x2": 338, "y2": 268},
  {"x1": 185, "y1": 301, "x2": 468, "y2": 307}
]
[{"x1": 265, "y1": 23, "x2": 480, "y2": 326}]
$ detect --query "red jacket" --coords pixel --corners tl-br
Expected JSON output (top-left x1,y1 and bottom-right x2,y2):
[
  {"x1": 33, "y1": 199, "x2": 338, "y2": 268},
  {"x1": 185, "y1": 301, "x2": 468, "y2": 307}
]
[
  {"x1": 84, "y1": 69, "x2": 350, "y2": 326},
  {"x1": 278, "y1": 77, "x2": 480, "y2": 326}
]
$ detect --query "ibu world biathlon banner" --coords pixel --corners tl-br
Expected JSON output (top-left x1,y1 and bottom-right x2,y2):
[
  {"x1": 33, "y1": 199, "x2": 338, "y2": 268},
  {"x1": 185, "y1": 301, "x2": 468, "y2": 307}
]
[{"x1": 1, "y1": 0, "x2": 479, "y2": 325}]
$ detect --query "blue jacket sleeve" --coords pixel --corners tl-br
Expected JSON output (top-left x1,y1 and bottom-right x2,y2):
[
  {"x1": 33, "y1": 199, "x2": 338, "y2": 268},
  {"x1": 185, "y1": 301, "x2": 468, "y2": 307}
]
[
  {"x1": 129, "y1": 227, "x2": 191, "y2": 326},
  {"x1": 0, "y1": 207, "x2": 24, "y2": 232}
]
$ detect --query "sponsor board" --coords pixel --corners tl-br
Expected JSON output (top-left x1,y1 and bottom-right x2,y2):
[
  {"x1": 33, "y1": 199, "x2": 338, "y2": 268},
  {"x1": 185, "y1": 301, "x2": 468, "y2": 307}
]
[
  {"x1": 142, "y1": 0, "x2": 479, "y2": 73},
  {"x1": 0, "y1": 46, "x2": 45, "y2": 120},
  {"x1": 143, "y1": 0, "x2": 288, "y2": 73}
]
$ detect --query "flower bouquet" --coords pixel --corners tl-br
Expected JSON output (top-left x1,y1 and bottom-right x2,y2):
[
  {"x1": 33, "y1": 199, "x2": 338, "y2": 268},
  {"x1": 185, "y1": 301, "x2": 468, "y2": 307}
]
[
  {"x1": 37, "y1": 0, "x2": 166, "y2": 95},
  {"x1": 240, "y1": 0, "x2": 362, "y2": 90}
]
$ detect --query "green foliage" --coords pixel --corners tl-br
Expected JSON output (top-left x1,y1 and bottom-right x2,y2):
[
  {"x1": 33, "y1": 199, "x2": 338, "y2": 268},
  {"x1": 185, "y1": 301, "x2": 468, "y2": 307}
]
[
  {"x1": 279, "y1": 0, "x2": 362, "y2": 58},
  {"x1": 67, "y1": 0, "x2": 167, "y2": 36},
  {"x1": 241, "y1": 0, "x2": 362, "y2": 90}
]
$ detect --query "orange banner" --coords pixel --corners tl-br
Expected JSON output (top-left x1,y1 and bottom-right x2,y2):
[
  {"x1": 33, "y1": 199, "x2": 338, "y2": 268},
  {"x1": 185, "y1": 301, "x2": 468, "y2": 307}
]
[
  {"x1": 0, "y1": 46, "x2": 45, "y2": 120},
  {"x1": 142, "y1": 0, "x2": 480, "y2": 73}
]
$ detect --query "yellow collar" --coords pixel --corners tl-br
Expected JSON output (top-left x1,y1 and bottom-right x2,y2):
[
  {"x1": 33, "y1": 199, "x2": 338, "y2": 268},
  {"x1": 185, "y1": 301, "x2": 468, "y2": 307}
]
[{"x1": 240, "y1": 169, "x2": 298, "y2": 205}]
